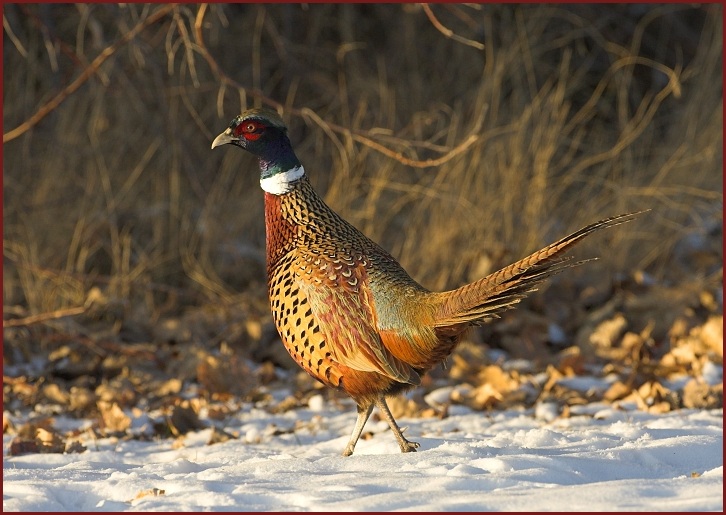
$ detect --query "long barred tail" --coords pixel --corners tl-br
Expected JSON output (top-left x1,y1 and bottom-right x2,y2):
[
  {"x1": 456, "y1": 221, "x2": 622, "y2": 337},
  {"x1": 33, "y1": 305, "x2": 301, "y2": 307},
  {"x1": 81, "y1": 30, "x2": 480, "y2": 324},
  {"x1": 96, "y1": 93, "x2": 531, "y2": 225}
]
[{"x1": 432, "y1": 211, "x2": 647, "y2": 328}]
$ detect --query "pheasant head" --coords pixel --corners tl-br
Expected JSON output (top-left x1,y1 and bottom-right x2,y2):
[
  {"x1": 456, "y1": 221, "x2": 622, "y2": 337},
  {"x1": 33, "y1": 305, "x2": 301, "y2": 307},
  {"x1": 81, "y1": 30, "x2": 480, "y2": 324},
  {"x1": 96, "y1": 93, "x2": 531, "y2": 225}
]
[{"x1": 212, "y1": 108, "x2": 304, "y2": 194}]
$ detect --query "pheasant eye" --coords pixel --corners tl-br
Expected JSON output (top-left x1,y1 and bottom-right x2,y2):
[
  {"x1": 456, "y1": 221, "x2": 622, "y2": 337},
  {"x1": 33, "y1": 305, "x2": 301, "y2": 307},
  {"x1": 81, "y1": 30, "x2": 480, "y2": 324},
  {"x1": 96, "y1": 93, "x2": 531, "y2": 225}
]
[{"x1": 234, "y1": 120, "x2": 264, "y2": 140}]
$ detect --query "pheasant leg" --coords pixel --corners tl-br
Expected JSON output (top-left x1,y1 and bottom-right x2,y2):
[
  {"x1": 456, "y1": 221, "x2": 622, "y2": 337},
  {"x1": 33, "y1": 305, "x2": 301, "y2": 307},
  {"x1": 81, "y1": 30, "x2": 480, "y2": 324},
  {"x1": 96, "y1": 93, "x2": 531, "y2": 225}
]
[
  {"x1": 342, "y1": 403, "x2": 374, "y2": 456},
  {"x1": 375, "y1": 395, "x2": 420, "y2": 453}
]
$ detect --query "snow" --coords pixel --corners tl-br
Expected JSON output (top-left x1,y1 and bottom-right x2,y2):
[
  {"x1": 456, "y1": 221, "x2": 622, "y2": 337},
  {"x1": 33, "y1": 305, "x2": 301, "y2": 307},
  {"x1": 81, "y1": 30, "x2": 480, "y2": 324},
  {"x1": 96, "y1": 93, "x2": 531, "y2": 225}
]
[{"x1": 3, "y1": 400, "x2": 722, "y2": 511}]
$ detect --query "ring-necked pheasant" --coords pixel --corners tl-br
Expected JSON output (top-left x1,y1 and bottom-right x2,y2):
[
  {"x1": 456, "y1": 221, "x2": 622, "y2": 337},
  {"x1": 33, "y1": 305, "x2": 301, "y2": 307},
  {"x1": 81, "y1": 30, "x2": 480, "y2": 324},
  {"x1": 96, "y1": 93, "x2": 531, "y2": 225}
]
[{"x1": 212, "y1": 107, "x2": 643, "y2": 456}]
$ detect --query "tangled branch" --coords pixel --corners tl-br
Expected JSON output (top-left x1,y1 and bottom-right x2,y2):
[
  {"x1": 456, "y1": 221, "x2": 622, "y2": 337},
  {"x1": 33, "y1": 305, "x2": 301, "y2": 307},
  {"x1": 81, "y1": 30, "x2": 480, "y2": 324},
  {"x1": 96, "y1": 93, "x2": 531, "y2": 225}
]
[
  {"x1": 194, "y1": 4, "x2": 482, "y2": 169},
  {"x1": 420, "y1": 3, "x2": 485, "y2": 51},
  {"x1": 3, "y1": 4, "x2": 176, "y2": 144}
]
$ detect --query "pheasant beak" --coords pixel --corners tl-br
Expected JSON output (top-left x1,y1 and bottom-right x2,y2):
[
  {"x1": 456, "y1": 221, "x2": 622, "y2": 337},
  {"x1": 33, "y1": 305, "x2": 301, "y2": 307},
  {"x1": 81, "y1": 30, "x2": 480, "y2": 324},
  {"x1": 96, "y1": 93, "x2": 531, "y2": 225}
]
[{"x1": 211, "y1": 129, "x2": 236, "y2": 149}]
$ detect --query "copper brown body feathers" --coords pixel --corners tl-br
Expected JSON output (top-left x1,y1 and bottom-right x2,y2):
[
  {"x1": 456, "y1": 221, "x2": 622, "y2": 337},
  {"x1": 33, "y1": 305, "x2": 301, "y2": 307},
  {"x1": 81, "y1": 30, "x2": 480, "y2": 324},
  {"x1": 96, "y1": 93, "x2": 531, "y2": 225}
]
[{"x1": 212, "y1": 108, "x2": 644, "y2": 456}]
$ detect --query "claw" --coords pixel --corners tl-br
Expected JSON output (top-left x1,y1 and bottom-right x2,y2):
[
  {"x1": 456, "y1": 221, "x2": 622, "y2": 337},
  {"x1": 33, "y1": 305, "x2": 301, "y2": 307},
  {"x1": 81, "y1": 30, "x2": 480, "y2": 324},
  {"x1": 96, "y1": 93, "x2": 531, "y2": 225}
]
[{"x1": 401, "y1": 440, "x2": 419, "y2": 453}]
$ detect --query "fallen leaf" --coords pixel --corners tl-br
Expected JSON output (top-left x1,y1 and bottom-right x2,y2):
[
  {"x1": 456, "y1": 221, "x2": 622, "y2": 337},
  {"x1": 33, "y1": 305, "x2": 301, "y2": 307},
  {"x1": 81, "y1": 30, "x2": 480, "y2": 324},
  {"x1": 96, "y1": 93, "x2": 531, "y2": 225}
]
[
  {"x1": 207, "y1": 426, "x2": 239, "y2": 445},
  {"x1": 131, "y1": 488, "x2": 165, "y2": 501},
  {"x1": 98, "y1": 401, "x2": 132, "y2": 435}
]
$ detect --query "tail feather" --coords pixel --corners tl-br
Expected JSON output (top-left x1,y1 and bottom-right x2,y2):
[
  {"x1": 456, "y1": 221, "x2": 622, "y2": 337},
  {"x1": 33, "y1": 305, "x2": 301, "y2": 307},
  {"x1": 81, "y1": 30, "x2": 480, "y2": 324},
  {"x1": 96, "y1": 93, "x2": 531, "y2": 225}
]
[{"x1": 433, "y1": 210, "x2": 647, "y2": 328}]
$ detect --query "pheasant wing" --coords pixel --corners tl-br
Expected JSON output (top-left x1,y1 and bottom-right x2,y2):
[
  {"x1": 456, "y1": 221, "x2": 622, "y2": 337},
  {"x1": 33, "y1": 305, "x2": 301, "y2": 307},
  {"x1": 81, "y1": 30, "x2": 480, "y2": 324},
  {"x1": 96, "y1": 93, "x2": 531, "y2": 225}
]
[{"x1": 296, "y1": 255, "x2": 420, "y2": 385}]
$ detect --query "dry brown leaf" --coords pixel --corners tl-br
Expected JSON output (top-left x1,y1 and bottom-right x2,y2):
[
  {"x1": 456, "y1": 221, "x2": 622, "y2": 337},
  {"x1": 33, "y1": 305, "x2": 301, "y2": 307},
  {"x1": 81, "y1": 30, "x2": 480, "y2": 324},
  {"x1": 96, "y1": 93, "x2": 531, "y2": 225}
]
[
  {"x1": 8, "y1": 437, "x2": 40, "y2": 455},
  {"x1": 603, "y1": 381, "x2": 632, "y2": 402},
  {"x1": 256, "y1": 361, "x2": 279, "y2": 385},
  {"x1": 3, "y1": 412, "x2": 13, "y2": 434},
  {"x1": 623, "y1": 285, "x2": 699, "y2": 343},
  {"x1": 167, "y1": 400, "x2": 205, "y2": 436},
  {"x1": 476, "y1": 365, "x2": 518, "y2": 393},
  {"x1": 699, "y1": 290, "x2": 719, "y2": 312},
  {"x1": 617, "y1": 391, "x2": 648, "y2": 411},
  {"x1": 153, "y1": 317, "x2": 192, "y2": 344},
  {"x1": 207, "y1": 426, "x2": 238, "y2": 445},
  {"x1": 682, "y1": 378, "x2": 723, "y2": 409},
  {"x1": 196, "y1": 353, "x2": 252, "y2": 396},
  {"x1": 589, "y1": 313, "x2": 628, "y2": 351},
  {"x1": 48, "y1": 343, "x2": 99, "y2": 379},
  {"x1": 98, "y1": 401, "x2": 132, "y2": 435},
  {"x1": 16, "y1": 417, "x2": 56, "y2": 439},
  {"x1": 95, "y1": 377, "x2": 137, "y2": 407},
  {"x1": 35, "y1": 427, "x2": 59, "y2": 444},
  {"x1": 542, "y1": 365, "x2": 565, "y2": 394},
  {"x1": 639, "y1": 381, "x2": 677, "y2": 410},
  {"x1": 448, "y1": 341, "x2": 489, "y2": 381},
  {"x1": 698, "y1": 315, "x2": 723, "y2": 358},
  {"x1": 448, "y1": 353, "x2": 476, "y2": 381},
  {"x1": 387, "y1": 395, "x2": 426, "y2": 418},
  {"x1": 131, "y1": 488, "x2": 165, "y2": 501},
  {"x1": 42, "y1": 384, "x2": 70, "y2": 405},
  {"x1": 618, "y1": 381, "x2": 679, "y2": 412},
  {"x1": 8, "y1": 375, "x2": 37, "y2": 398},
  {"x1": 621, "y1": 331, "x2": 645, "y2": 356},
  {"x1": 156, "y1": 378, "x2": 183, "y2": 396},
  {"x1": 668, "y1": 317, "x2": 692, "y2": 343},
  {"x1": 557, "y1": 346, "x2": 585, "y2": 375},
  {"x1": 579, "y1": 284, "x2": 612, "y2": 308},
  {"x1": 419, "y1": 407, "x2": 440, "y2": 419},
  {"x1": 470, "y1": 383, "x2": 504, "y2": 410},
  {"x1": 206, "y1": 403, "x2": 234, "y2": 421},
  {"x1": 246, "y1": 319, "x2": 263, "y2": 340},
  {"x1": 35, "y1": 427, "x2": 66, "y2": 453},
  {"x1": 360, "y1": 431, "x2": 375, "y2": 441},
  {"x1": 449, "y1": 384, "x2": 473, "y2": 403},
  {"x1": 270, "y1": 395, "x2": 302, "y2": 414},
  {"x1": 494, "y1": 310, "x2": 552, "y2": 362},
  {"x1": 65, "y1": 440, "x2": 87, "y2": 453},
  {"x1": 647, "y1": 401, "x2": 672, "y2": 414},
  {"x1": 462, "y1": 365, "x2": 530, "y2": 409},
  {"x1": 503, "y1": 388, "x2": 529, "y2": 408},
  {"x1": 68, "y1": 386, "x2": 96, "y2": 413}
]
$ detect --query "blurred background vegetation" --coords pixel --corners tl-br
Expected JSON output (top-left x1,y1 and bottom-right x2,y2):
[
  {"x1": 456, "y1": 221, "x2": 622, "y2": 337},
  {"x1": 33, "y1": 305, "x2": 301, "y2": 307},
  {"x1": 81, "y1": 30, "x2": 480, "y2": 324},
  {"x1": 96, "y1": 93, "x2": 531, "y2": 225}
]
[{"x1": 3, "y1": 4, "x2": 722, "y2": 411}]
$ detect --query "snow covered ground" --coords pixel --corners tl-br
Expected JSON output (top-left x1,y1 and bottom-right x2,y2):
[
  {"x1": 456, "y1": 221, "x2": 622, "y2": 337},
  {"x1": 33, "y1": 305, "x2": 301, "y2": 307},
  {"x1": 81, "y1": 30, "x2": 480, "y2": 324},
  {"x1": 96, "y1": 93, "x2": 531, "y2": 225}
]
[{"x1": 3, "y1": 398, "x2": 722, "y2": 512}]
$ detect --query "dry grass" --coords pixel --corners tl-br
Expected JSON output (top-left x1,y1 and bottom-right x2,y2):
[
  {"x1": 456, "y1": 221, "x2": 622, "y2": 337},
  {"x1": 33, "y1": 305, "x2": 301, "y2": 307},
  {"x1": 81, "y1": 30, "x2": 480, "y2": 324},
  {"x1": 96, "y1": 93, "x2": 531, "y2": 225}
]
[{"x1": 3, "y1": 4, "x2": 722, "y2": 359}]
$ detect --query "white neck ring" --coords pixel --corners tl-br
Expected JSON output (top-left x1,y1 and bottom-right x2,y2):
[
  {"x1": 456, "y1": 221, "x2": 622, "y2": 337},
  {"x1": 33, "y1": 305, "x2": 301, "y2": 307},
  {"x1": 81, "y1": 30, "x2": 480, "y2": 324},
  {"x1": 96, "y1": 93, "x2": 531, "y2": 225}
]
[{"x1": 260, "y1": 166, "x2": 305, "y2": 195}]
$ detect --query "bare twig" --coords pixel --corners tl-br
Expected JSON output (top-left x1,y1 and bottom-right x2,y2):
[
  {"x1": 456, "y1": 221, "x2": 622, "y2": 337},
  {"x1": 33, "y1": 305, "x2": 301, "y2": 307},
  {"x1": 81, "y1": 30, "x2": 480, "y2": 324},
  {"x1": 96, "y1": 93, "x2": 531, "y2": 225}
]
[
  {"x1": 3, "y1": 14, "x2": 28, "y2": 57},
  {"x1": 421, "y1": 4, "x2": 484, "y2": 51},
  {"x1": 352, "y1": 132, "x2": 481, "y2": 169},
  {"x1": 3, "y1": 306, "x2": 87, "y2": 328},
  {"x1": 194, "y1": 4, "x2": 481, "y2": 168},
  {"x1": 3, "y1": 3, "x2": 176, "y2": 144}
]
